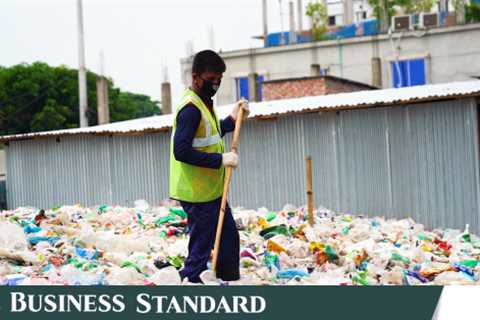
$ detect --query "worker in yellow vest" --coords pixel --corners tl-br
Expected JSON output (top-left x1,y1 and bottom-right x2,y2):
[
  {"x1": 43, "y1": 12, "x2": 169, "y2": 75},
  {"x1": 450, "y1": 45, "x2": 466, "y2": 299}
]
[{"x1": 169, "y1": 50, "x2": 249, "y2": 283}]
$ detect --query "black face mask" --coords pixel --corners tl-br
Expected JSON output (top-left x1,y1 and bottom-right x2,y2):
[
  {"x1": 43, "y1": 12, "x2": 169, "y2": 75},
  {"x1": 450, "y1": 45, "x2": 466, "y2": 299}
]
[{"x1": 200, "y1": 78, "x2": 220, "y2": 97}]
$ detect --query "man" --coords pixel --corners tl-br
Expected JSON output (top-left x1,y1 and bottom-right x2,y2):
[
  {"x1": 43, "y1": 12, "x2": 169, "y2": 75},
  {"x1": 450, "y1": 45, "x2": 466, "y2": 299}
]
[{"x1": 169, "y1": 50, "x2": 249, "y2": 283}]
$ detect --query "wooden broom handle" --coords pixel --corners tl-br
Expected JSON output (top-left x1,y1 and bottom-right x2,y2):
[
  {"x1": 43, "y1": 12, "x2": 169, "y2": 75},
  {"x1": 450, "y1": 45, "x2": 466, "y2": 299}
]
[
  {"x1": 212, "y1": 105, "x2": 245, "y2": 273},
  {"x1": 306, "y1": 156, "x2": 314, "y2": 226}
]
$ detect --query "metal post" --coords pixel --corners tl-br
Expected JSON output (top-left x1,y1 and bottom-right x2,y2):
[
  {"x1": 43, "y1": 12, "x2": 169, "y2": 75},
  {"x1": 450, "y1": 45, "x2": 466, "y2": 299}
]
[
  {"x1": 77, "y1": 0, "x2": 88, "y2": 127},
  {"x1": 263, "y1": 0, "x2": 268, "y2": 47},
  {"x1": 297, "y1": 0, "x2": 303, "y2": 34},
  {"x1": 289, "y1": 1, "x2": 296, "y2": 44}
]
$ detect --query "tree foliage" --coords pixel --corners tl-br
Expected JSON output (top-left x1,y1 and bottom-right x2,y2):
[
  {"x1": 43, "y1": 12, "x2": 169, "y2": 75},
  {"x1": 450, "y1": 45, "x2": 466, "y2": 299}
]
[
  {"x1": 306, "y1": 1, "x2": 328, "y2": 41},
  {"x1": 466, "y1": 2, "x2": 480, "y2": 23},
  {"x1": 0, "y1": 62, "x2": 161, "y2": 135},
  {"x1": 368, "y1": 0, "x2": 435, "y2": 21}
]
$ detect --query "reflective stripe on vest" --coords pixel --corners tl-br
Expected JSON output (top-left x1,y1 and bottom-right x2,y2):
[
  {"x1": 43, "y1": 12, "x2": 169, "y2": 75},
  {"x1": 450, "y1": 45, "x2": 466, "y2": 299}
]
[{"x1": 192, "y1": 133, "x2": 221, "y2": 148}]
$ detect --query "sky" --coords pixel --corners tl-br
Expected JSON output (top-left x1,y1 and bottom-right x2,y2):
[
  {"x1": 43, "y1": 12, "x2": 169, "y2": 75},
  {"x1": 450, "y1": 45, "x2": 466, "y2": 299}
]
[{"x1": 1, "y1": 0, "x2": 301, "y2": 105}]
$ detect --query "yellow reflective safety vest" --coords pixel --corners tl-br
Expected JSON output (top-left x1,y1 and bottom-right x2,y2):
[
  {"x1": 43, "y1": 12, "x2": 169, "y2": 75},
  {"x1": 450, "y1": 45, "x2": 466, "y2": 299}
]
[{"x1": 169, "y1": 89, "x2": 225, "y2": 203}]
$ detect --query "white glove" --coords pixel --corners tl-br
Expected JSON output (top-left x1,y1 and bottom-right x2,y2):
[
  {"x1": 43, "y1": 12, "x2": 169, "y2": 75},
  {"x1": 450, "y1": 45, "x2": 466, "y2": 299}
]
[
  {"x1": 222, "y1": 152, "x2": 238, "y2": 167},
  {"x1": 230, "y1": 99, "x2": 250, "y2": 121}
]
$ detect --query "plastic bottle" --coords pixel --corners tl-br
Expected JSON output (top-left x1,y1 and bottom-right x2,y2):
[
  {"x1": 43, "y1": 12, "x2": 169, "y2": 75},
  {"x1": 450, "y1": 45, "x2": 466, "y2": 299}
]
[
  {"x1": 309, "y1": 242, "x2": 325, "y2": 253},
  {"x1": 259, "y1": 225, "x2": 289, "y2": 239},
  {"x1": 134, "y1": 199, "x2": 150, "y2": 212},
  {"x1": 240, "y1": 248, "x2": 257, "y2": 260},
  {"x1": 405, "y1": 270, "x2": 428, "y2": 283},
  {"x1": 28, "y1": 236, "x2": 60, "y2": 246},
  {"x1": 459, "y1": 260, "x2": 479, "y2": 268},
  {"x1": 391, "y1": 252, "x2": 410, "y2": 265},
  {"x1": 267, "y1": 239, "x2": 288, "y2": 254},
  {"x1": 264, "y1": 252, "x2": 281, "y2": 271},
  {"x1": 325, "y1": 245, "x2": 339, "y2": 261},
  {"x1": 169, "y1": 207, "x2": 187, "y2": 219},
  {"x1": 276, "y1": 268, "x2": 309, "y2": 280},
  {"x1": 121, "y1": 261, "x2": 143, "y2": 273},
  {"x1": 266, "y1": 212, "x2": 277, "y2": 222},
  {"x1": 2, "y1": 274, "x2": 26, "y2": 286},
  {"x1": 23, "y1": 224, "x2": 41, "y2": 234},
  {"x1": 352, "y1": 271, "x2": 369, "y2": 286},
  {"x1": 98, "y1": 204, "x2": 108, "y2": 214},
  {"x1": 149, "y1": 266, "x2": 181, "y2": 285},
  {"x1": 166, "y1": 256, "x2": 184, "y2": 269},
  {"x1": 155, "y1": 215, "x2": 177, "y2": 226},
  {"x1": 75, "y1": 247, "x2": 100, "y2": 260}
]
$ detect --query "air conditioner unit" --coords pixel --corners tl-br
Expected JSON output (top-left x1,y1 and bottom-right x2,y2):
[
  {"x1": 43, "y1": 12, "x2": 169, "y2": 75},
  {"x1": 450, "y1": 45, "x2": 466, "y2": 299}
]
[
  {"x1": 391, "y1": 15, "x2": 412, "y2": 32},
  {"x1": 420, "y1": 12, "x2": 439, "y2": 29}
]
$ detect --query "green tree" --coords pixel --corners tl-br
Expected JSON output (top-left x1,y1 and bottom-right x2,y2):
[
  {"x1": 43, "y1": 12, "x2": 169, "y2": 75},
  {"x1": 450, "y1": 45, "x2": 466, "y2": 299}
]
[
  {"x1": 398, "y1": 0, "x2": 435, "y2": 14},
  {"x1": 368, "y1": 0, "x2": 434, "y2": 22},
  {"x1": 31, "y1": 99, "x2": 70, "y2": 132},
  {"x1": 110, "y1": 91, "x2": 161, "y2": 121},
  {"x1": 466, "y1": 2, "x2": 480, "y2": 23},
  {"x1": 0, "y1": 62, "x2": 161, "y2": 135},
  {"x1": 306, "y1": 1, "x2": 328, "y2": 41},
  {"x1": 368, "y1": 0, "x2": 397, "y2": 22}
]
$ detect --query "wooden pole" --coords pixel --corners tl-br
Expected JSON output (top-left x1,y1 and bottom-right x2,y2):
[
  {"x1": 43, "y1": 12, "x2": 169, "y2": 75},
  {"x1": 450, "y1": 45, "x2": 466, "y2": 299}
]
[
  {"x1": 212, "y1": 105, "x2": 246, "y2": 273},
  {"x1": 306, "y1": 156, "x2": 314, "y2": 226}
]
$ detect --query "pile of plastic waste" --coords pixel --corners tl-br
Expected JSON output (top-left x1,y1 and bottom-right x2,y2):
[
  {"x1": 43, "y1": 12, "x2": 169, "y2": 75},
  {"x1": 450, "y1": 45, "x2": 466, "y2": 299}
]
[{"x1": 0, "y1": 201, "x2": 479, "y2": 286}]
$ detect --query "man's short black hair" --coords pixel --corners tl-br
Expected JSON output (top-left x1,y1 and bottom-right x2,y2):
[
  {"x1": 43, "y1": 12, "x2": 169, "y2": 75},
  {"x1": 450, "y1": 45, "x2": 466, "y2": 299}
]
[{"x1": 192, "y1": 50, "x2": 226, "y2": 74}]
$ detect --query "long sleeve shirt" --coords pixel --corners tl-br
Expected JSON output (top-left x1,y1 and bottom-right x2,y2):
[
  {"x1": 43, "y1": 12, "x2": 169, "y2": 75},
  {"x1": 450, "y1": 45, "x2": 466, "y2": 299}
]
[{"x1": 173, "y1": 103, "x2": 235, "y2": 169}]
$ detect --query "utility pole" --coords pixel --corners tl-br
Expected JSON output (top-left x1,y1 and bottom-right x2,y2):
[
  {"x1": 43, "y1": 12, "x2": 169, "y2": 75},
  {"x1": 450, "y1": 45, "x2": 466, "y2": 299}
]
[
  {"x1": 279, "y1": 0, "x2": 286, "y2": 45},
  {"x1": 262, "y1": 0, "x2": 268, "y2": 47},
  {"x1": 77, "y1": 0, "x2": 88, "y2": 127}
]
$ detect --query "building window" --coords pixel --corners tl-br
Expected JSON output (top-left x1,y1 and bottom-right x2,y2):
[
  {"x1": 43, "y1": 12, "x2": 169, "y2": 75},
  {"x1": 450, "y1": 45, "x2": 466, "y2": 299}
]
[
  {"x1": 235, "y1": 75, "x2": 264, "y2": 101},
  {"x1": 328, "y1": 15, "x2": 336, "y2": 26},
  {"x1": 355, "y1": 11, "x2": 367, "y2": 22},
  {"x1": 391, "y1": 58, "x2": 426, "y2": 88}
]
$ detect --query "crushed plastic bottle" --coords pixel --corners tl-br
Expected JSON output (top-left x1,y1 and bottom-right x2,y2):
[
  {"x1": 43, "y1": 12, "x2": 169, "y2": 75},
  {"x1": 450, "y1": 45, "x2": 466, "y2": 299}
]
[
  {"x1": 260, "y1": 225, "x2": 289, "y2": 239},
  {"x1": 276, "y1": 269, "x2": 309, "y2": 280},
  {"x1": 75, "y1": 247, "x2": 101, "y2": 260},
  {"x1": 264, "y1": 252, "x2": 281, "y2": 271}
]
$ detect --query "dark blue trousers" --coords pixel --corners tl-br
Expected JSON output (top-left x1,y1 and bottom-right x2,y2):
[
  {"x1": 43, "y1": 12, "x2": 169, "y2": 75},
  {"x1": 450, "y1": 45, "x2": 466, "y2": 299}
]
[{"x1": 179, "y1": 199, "x2": 240, "y2": 283}]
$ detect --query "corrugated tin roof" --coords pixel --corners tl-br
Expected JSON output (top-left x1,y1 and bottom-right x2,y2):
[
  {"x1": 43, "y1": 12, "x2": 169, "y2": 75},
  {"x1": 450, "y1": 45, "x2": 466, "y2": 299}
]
[{"x1": 2, "y1": 80, "x2": 480, "y2": 142}]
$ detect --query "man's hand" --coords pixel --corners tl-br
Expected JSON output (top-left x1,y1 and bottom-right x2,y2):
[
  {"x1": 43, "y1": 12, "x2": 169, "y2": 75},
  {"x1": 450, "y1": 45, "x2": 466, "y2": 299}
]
[
  {"x1": 222, "y1": 152, "x2": 238, "y2": 167},
  {"x1": 230, "y1": 99, "x2": 250, "y2": 121}
]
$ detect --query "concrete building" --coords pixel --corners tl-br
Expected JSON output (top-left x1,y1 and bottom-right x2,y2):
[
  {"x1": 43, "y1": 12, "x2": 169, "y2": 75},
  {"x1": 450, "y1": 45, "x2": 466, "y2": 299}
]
[
  {"x1": 2, "y1": 81, "x2": 480, "y2": 233},
  {"x1": 181, "y1": 23, "x2": 480, "y2": 106},
  {"x1": 325, "y1": 0, "x2": 374, "y2": 26},
  {"x1": 262, "y1": 75, "x2": 376, "y2": 101}
]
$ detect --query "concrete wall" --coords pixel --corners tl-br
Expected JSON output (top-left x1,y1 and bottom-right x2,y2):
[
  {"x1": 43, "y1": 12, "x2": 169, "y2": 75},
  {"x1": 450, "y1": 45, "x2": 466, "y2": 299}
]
[
  {"x1": 181, "y1": 24, "x2": 480, "y2": 105},
  {"x1": 5, "y1": 98, "x2": 480, "y2": 233}
]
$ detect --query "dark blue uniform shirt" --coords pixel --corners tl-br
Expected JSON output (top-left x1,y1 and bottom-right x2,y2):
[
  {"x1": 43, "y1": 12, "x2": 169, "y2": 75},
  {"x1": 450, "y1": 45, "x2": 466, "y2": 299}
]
[{"x1": 173, "y1": 103, "x2": 235, "y2": 169}]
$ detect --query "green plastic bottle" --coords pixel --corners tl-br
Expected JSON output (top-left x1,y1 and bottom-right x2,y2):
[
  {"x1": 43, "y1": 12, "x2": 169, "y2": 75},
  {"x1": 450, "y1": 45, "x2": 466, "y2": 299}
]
[
  {"x1": 266, "y1": 212, "x2": 277, "y2": 222},
  {"x1": 169, "y1": 208, "x2": 187, "y2": 219},
  {"x1": 259, "y1": 224, "x2": 289, "y2": 239}
]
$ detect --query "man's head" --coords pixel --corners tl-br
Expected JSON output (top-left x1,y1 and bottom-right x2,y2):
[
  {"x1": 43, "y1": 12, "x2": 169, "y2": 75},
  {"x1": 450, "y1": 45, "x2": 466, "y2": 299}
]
[{"x1": 191, "y1": 50, "x2": 226, "y2": 98}]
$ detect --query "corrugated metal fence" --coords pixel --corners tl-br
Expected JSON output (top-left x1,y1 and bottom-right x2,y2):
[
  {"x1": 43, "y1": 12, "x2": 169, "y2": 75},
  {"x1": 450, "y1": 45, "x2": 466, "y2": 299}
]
[{"x1": 6, "y1": 98, "x2": 480, "y2": 232}]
